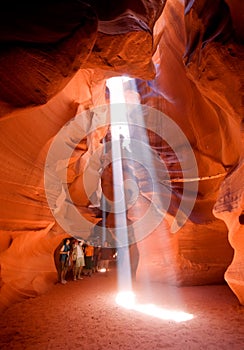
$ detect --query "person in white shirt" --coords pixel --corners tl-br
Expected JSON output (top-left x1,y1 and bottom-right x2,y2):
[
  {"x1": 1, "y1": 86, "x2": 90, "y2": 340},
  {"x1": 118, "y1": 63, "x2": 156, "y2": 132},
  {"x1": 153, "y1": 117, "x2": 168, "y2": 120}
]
[{"x1": 72, "y1": 240, "x2": 85, "y2": 280}]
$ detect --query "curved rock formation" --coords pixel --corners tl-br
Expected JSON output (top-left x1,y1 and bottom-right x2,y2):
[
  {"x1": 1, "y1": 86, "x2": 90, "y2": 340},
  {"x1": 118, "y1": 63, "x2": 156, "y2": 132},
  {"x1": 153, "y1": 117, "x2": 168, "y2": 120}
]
[
  {"x1": 0, "y1": 1, "x2": 164, "y2": 113},
  {"x1": 0, "y1": 2, "x2": 98, "y2": 111},
  {"x1": 135, "y1": 0, "x2": 241, "y2": 285},
  {"x1": 0, "y1": 0, "x2": 165, "y2": 310},
  {"x1": 213, "y1": 155, "x2": 244, "y2": 304},
  {"x1": 0, "y1": 0, "x2": 243, "y2": 310}
]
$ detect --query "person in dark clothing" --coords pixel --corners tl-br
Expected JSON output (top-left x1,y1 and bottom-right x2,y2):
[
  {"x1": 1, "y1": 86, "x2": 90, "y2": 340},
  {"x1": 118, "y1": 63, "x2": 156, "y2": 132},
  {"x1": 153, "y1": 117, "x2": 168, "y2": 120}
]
[
  {"x1": 59, "y1": 238, "x2": 71, "y2": 284},
  {"x1": 98, "y1": 241, "x2": 113, "y2": 272}
]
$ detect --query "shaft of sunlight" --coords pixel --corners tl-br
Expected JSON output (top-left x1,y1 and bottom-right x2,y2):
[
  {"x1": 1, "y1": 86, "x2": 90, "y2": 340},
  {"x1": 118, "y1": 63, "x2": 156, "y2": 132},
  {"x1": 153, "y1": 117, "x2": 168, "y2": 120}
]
[
  {"x1": 107, "y1": 76, "x2": 195, "y2": 324},
  {"x1": 106, "y1": 76, "x2": 133, "y2": 292}
]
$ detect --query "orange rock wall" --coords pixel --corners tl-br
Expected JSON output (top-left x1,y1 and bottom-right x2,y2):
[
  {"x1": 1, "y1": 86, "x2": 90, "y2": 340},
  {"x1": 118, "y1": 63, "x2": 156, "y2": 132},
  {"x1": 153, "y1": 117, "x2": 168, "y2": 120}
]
[
  {"x1": 136, "y1": 0, "x2": 241, "y2": 285},
  {"x1": 0, "y1": 0, "x2": 243, "y2": 309},
  {"x1": 0, "y1": 71, "x2": 108, "y2": 311}
]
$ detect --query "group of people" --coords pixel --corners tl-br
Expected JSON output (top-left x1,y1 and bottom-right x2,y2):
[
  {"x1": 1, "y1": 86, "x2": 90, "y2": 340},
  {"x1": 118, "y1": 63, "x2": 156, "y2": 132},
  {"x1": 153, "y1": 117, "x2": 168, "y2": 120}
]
[{"x1": 58, "y1": 238, "x2": 115, "y2": 285}]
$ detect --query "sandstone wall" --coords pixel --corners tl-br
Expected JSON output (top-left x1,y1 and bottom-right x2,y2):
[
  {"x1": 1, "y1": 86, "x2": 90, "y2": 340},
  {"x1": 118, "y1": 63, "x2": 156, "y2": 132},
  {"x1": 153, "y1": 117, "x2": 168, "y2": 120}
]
[{"x1": 0, "y1": 0, "x2": 243, "y2": 309}]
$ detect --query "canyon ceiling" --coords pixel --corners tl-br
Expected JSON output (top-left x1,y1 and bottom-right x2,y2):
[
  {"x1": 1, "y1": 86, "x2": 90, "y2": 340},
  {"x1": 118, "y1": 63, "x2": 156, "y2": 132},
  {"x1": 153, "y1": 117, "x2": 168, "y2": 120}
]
[{"x1": 0, "y1": 0, "x2": 243, "y2": 311}]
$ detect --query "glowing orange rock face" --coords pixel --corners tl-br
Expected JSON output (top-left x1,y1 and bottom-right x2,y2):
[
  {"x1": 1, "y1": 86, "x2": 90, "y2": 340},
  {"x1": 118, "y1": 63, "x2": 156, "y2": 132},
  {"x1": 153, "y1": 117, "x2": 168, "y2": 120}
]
[
  {"x1": 214, "y1": 159, "x2": 244, "y2": 305},
  {"x1": 0, "y1": 0, "x2": 243, "y2": 310}
]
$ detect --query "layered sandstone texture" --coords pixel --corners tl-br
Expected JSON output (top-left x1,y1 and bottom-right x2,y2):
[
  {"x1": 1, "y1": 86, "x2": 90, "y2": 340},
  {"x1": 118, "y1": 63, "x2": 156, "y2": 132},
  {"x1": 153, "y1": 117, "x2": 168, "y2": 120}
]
[
  {"x1": 213, "y1": 152, "x2": 244, "y2": 304},
  {"x1": 0, "y1": 0, "x2": 243, "y2": 310}
]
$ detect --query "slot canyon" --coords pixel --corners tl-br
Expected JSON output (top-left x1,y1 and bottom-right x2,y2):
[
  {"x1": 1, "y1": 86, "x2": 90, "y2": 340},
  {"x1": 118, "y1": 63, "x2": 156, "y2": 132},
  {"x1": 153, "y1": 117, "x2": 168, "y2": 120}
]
[{"x1": 0, "y1": 0, "x2": 243, "y2": 349}]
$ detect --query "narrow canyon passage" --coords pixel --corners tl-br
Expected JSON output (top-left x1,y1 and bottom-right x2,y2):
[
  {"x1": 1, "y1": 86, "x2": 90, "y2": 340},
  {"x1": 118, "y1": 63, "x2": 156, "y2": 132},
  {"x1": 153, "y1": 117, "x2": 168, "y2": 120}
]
[{"x1": 0, "y1": 1, "x2": 243, "y2": 348}]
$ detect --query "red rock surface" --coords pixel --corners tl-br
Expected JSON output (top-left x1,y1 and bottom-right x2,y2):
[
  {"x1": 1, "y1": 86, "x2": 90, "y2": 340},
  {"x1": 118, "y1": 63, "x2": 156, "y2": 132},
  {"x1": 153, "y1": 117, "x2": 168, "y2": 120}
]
[
  {"x1": 214, "y1": 156, "x2": 244, "y2": 305},
  {"x1": 0, "y1": 0, "x2": 243, "y2": 311}
]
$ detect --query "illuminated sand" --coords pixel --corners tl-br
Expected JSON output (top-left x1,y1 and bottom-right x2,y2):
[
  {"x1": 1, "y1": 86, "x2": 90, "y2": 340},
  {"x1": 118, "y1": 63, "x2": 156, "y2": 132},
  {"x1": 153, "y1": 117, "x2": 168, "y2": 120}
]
[{"x1": 0, "y1": 265, "x2": 243, "y2": 350}]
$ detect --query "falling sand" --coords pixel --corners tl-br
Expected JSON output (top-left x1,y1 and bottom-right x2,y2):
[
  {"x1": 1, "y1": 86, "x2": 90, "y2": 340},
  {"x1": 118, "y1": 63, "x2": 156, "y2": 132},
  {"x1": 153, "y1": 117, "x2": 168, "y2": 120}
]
[{"x1": 0, "y1": 263, "x2": 244, "y2": 350}]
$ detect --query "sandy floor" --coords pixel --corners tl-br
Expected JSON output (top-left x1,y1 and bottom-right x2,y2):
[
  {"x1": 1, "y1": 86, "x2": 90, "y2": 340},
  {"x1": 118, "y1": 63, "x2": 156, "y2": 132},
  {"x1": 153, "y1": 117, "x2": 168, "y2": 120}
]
[{"x1": 0, "y1": 264, "x2": 244, "y2": 350}]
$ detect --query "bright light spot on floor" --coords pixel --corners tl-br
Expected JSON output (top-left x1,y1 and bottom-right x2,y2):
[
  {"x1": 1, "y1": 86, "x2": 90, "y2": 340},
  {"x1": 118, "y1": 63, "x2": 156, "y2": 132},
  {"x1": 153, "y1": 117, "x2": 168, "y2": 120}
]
[
  {"x1": 134, "y1": 303, "x2": 194, "y2": 322},
  {"x1": 116, "y1": 292, "x2": 194, "y2": 322},
  {"x1": 99, "y1": 268, "x2": 106, "y2": 273},
  {"x1": 115, "y1": 291, "x2": 136, "y2": 309}
]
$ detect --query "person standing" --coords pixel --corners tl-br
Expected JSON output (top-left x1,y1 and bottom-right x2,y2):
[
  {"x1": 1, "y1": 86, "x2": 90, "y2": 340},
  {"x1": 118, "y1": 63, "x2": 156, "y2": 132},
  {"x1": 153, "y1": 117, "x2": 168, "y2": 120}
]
[
  {"x1": 99, "y1": 241, "x2": 113, "y2": 272},
  {"x1": 72, "y1": 240, "x2": 85, "y2": 280},
  {"x1": 59, "y1": 238, "x2": 71, "y2": 284},
  {"x1": 92, "y1": 239, "x2": 101, "y2": 273},
  {"x1": 84, "y1": 241, "x2": 94, "y2": 277}
]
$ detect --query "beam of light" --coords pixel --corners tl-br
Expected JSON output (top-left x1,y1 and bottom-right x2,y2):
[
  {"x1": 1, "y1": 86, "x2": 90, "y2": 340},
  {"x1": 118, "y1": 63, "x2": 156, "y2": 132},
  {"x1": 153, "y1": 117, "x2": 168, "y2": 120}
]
[
  {"x1": 115, "y1": 291, "x2": 194, "y2": 323},
  {"x1": 106, "y1": 76, "x2": 175, "y2": 296},
  {"x1": 116, "y1": 78, "x2": 173, "y2": 244},
  {"x1": 106, "y1": 76, "x2": 194, "y2": 324},
  {"x1": 106, "y1": 76, "x2": 133, "y2": 293}
]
